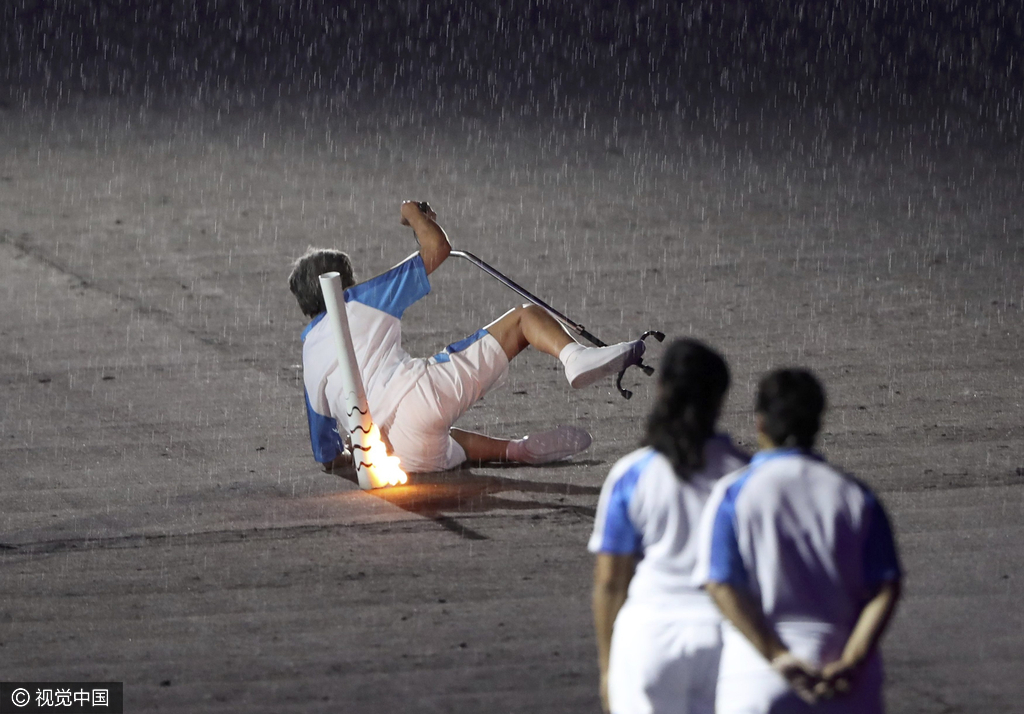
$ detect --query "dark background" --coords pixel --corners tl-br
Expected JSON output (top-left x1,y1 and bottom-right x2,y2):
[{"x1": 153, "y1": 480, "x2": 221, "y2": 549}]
[{"x1": 2, "y1": 0, "x2": 1023, "y2": 134}]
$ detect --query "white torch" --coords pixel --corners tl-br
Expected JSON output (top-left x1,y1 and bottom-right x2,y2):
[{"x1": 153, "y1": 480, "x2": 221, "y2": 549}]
[{"x1": 318, "y1": 272, "x2": 408, "y2": 490}]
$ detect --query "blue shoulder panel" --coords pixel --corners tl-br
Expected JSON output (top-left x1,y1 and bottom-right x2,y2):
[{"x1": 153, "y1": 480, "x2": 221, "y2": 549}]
[
  {"x1": 345, "y1": 253, "x2": 431, "y2": 319},
  {"x1": 597, "y1": 451, "x2": 655, "y2": 556},
  {"x1": 862, "y1": 489, "x2": 902, "y2": 588},
  {"x1": 706, "y1": 467, "x2": 754, "y2": 587},
  {"x1": 304, "y1": 390, "x2": 343, "y2": 464}
]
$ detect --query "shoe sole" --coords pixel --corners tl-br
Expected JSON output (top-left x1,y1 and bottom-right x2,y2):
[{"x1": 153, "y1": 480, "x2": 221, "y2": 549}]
[
  {"x1": 569, "y1": 341, "x2": 645, "y2": 389},
  {"x1": 522, "y1": 426, "x2": 593, "y2": 463}
]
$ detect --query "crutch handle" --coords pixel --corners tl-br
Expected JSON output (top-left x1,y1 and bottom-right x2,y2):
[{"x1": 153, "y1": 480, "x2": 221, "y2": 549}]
[
  {"x1": 616, "y1": 370, "x2": 635, "y2": 399},
  {"x1": 614, "y1": 330, "x2": 666, "y2": 399}
]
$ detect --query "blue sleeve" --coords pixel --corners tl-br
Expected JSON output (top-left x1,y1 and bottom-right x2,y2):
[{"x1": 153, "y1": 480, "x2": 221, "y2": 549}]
[
  {"x1": 594, "y1": 454, "x2": 651, "y2": 556},
  {"x1": 304, "y1": 390, "x2": 343, "y2": 463},
  {"x1": 344, "y1": 253, "x2": 431, "y2": 318},
  {"x1": 863, "y1": 492, "x2": 902, "y2": 587},
  {"x1": 706, "y1": 478, "x2": 750, "y2": 588}
]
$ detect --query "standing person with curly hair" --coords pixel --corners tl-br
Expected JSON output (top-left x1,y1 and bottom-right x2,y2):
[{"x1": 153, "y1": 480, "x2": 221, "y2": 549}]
[
  {"x1": 589, "y1": 338, "x2": 750, "y2": 714},
  {"x1": 695, "y1": 369, "x2": 902, "y2": 713}
]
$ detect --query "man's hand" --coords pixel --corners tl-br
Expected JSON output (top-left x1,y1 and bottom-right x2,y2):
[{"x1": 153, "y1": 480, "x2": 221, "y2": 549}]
[
  {"x1": 399, "y1": 200, "x2": 449, "y2": 275},
  {"x1": 813, "y1": 579, "x2": 901, "y2": 701},
  {"x1": 813, "y1": 657, "x2": 858, "y2": 700},
  {"x1": 705, "y1": 582, "x2": 821, "y2": 702},
  {"x1": 400, "y1": 200, "x2": 436, "y2": 226},
  {"x1": 770, "y1": 652, "x2": 823, "y2": 705}
]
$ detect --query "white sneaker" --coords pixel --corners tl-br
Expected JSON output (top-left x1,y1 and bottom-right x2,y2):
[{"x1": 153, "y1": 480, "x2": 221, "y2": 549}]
[
  {"x1": 506, "y1": 425, "x2": 593, "y2": 464},
  {"x1": 563, "y1": 340, "x2": 645, "y2": 388}
]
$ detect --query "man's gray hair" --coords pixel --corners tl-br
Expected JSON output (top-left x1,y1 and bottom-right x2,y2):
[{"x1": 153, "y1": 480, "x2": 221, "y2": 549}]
[{"x1": 288, "y1": 247, "x2": 357, "y2": 317}]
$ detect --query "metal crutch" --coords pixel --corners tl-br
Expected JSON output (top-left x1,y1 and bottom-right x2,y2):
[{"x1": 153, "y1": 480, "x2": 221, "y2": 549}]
[
  {"x1": 449, "y1": 249, "x2": 664, "y2": 398},
  {"x1": 414, "y1": 203, "x2": 664, "y2": 398}
]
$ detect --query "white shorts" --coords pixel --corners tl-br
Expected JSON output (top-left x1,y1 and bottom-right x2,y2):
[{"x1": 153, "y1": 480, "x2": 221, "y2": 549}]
[
  {"x1": 608, "y1": 600, "x2": 722, "y2": 714},
  {"x1": 385, "y1": 329, "x2": 509, "y2": 473},
  {"x1": 716, "y1": 624, "x2": 884, "y2": 714}
]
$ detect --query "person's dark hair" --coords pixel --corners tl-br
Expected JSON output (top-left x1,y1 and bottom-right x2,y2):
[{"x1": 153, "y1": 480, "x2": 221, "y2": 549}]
[
  {"x1": 755, "y1": 369, "x2": 826, "y2": 449},
  {"x1": 288, "y1": 248, "x2": 357, "y2": 317},
  {"x1": 642, "y1": 338, "x2": 730, "y2": 480}
]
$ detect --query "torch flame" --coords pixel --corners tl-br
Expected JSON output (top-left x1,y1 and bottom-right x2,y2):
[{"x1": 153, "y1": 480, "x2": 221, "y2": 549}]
[{"x1": 358, "y1": 423, "x2": 408, "y2": 489}]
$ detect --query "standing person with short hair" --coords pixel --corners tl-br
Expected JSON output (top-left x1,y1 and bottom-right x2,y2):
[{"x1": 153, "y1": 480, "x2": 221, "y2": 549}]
[
  {"x1": 695, "y1": 369, "x2": 902, "y2": 713},
  {"x1": 589, "y1": 339, "x2": 750, "y2": 714}
]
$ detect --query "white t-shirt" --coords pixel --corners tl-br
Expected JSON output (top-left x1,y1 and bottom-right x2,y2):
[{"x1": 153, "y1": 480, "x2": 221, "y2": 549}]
[
  {"x1": 694, "y1": 448, "x2": 901, "y2": 653},
  {"x1": 589, "y1": 437, "x2": 750, "y2": 612},
  {"x1": 301, "y1": 253, "x2": 431, "y2": 463}
]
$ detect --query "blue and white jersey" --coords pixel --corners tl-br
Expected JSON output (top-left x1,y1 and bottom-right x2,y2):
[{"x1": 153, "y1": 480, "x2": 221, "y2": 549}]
[
  {"x1": 589, "y1": 437, "x2": 750, "y2": 611},
  {"x1": 301, "y1": 253, "x2": 431, "y2": 463},
  {"x1": 694, "y1": 448, "x2": 902, "y2": 631}
]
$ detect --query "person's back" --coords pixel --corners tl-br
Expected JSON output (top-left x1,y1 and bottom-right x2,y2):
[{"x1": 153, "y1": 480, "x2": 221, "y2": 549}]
[
  {"x1": 599, "y1": 436, "x2": 748, "y2": 609},
  {"x1": 300, "y1": 254, "x2": 431, "y2": 462},
  {"x1": 697, "y1": 369, "x2": 901, "y2": 714},
  {"x1": 709, "y1": 449, "x2": 896, "y2": 664},
  {"x1": 590, "y1": 339, "x2": 749, "y2": 714}
]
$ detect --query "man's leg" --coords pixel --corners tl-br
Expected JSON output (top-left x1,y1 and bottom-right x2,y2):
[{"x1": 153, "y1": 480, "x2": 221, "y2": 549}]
[
  {"x1": 484, "y1": 304, "x2": 646, "y2": 388},
  {"x1": 452, "y1": 426, "x2": 592, "y2": 465},
  {"x1": 484, "y1": 304, "x2": 574, "y2": 361},
  {"x1": 450, "y1": 428, "x2": 510, "y2": 462}
]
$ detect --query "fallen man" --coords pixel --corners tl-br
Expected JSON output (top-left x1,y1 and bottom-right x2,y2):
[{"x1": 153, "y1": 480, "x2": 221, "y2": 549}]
[{"x1": 289, "y1": 200, "x2": 645, "y2": 473}]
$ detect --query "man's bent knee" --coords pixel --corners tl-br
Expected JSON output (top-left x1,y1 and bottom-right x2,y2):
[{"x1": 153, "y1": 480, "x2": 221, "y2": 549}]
[
  {"x1": 484, "y1": 306, "x2": 529, "y2": 360},
  {"x1": 517, "y1": 303, "x2": 545, "y2": 318}
]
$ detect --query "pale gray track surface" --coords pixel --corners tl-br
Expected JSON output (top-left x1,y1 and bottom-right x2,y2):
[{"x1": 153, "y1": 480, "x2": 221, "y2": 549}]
[{"x1": 1, "y1": 100, "x2": 1022, "y2": 713}]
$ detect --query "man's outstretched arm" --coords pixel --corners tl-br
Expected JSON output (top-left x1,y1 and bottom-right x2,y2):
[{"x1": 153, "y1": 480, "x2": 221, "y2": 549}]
[{"x1": 400, "y1": 200, "x2": 450, "y2": 275}]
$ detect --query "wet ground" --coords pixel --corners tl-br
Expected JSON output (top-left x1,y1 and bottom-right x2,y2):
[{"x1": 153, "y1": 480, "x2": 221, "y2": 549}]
[{"x1": 1, "y1": 97, "x2": 1022, "y2": 712}]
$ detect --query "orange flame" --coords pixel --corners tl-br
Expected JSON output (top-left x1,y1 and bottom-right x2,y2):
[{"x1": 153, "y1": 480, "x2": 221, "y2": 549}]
[{"x1": 359, "y1": 423, "x2": 408, "y2": 488}]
